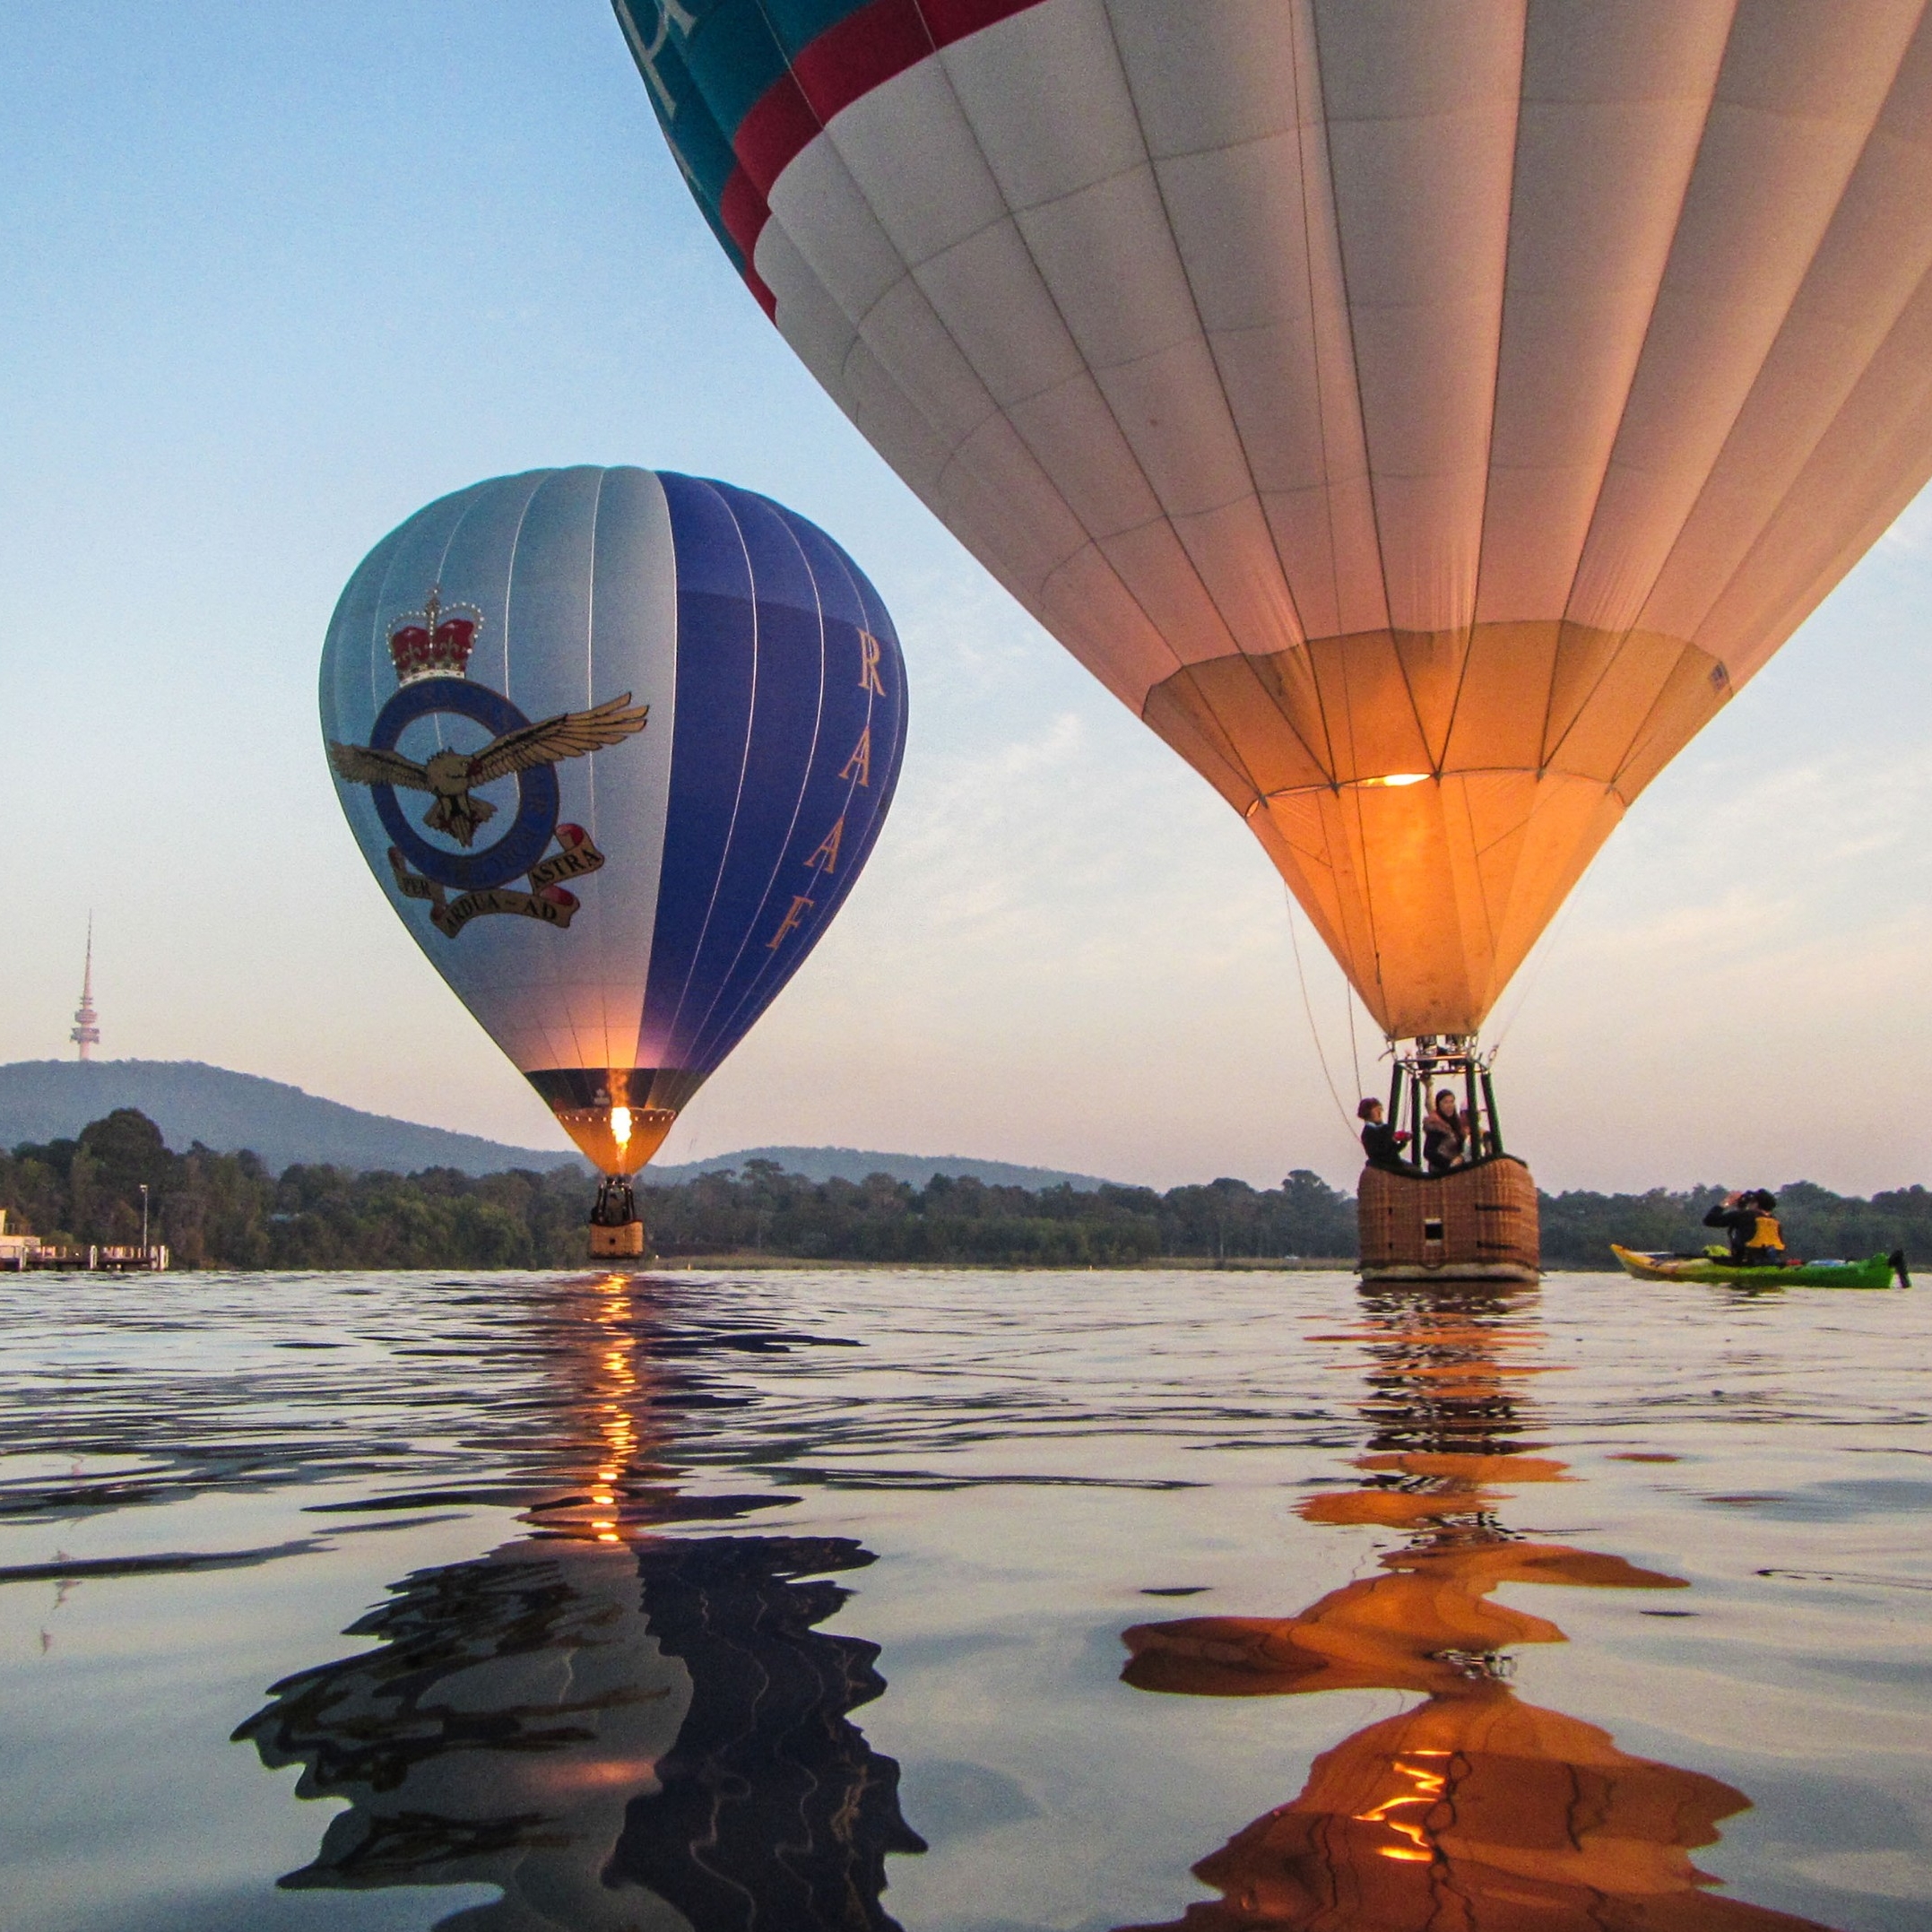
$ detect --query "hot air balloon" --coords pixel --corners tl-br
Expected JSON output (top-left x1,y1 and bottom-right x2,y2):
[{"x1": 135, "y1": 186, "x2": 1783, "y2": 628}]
[
  {"x1": 615, "y1": 0, "x2": 1932, "y2": 1275},
  {"x1": 320, "y1": 465, "x2": 907, "y2": 1253}
]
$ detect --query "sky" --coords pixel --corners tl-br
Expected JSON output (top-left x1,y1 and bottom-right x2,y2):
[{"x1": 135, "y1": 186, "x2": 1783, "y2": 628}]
[{"x1": 2, "y1": 3, "x2": 1928, "y2": 1198}]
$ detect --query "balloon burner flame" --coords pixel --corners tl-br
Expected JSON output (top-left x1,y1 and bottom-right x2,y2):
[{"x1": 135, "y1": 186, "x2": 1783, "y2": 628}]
[{"x1": 610, "y1": 1106, "x2": 632, "y2": 1154}]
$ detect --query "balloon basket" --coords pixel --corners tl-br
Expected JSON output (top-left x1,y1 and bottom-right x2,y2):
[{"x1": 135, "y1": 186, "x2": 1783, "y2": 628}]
[
  {"x1": 1357, "y1": 1156, "x2": 1540, "y2": 1284},
  {"x1": 588, "y1": 1218, "x2": 647, "y2": 1261},
  {"x1": 587, "y1": 1174, "x2": 646, "y2": 1261}
]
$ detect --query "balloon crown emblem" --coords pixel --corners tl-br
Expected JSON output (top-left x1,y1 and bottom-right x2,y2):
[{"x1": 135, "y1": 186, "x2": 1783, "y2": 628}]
[{"x1": 388, "y1": 586, "x2": 482, "y2": 685}]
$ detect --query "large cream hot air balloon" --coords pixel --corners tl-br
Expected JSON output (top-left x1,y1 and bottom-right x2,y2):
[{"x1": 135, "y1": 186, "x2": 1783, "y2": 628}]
[{"x1": 614, "y1": 0, "x2": 1932, "y2": 1269}]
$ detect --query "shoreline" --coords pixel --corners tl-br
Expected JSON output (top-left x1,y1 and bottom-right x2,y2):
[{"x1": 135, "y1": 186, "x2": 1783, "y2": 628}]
[{"x1": 645, "y1": 1253, "x2": 1358, "y2": 1272}]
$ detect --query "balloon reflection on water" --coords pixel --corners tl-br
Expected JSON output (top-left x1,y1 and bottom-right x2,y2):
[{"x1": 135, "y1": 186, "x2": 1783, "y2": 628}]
[
  {"x1": 1120, "y1": 1287, "x2": 1834, "y2": 1932},
  {"x1": 233, "y1": 1274, "x2": 924, "y2": 1932}
]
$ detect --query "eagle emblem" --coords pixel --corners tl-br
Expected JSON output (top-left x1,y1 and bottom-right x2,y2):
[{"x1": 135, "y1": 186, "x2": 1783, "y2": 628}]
[
  {"x1": 327, "y1": 693, "x2": 650, "y2": 848},
  {"x1": 325, "y1": 587, "x2": 652, "y2": 938}
]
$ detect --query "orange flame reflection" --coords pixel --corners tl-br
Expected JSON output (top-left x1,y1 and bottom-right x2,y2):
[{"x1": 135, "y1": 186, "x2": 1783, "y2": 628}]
[{"x1": 1118, "y1": 1289, "x2": 1834, "y2": 1932}]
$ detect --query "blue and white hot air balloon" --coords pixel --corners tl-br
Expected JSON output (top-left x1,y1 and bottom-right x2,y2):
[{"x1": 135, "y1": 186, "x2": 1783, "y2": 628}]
[{"x1": 320, "y1": 465, "x2": 907, "y2": 1183}]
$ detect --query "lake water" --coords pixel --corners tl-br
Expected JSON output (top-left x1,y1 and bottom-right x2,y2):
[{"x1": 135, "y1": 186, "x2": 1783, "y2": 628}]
[{"x1": 2, "y1": 1266, "x2": 1928, "y2": 1932}]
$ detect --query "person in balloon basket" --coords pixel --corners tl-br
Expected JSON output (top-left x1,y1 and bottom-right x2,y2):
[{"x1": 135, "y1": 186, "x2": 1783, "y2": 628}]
[
  {"x1": 1356, "y1": 1098, "x2": 1417, "y2": 1172},
  {"x1": 1702, "y1": 1190, "x2": 1788, "y2": 1266},
  {"x1": 1423, "y1": 1090, "x2": 1470, "y2": 1174}
]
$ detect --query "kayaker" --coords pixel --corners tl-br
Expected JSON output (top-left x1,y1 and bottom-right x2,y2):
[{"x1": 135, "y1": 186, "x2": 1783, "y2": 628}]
[
  {"x1": 1702, "y1": 1189, "x2": 1788, "y2": 1266},
  {"x1": 1422, "y1": 1090, "x2": 1468, "y2": 1174},
  {"x1": 1356, "y1": 1098, "x2": 1413, "y2": 1171}
]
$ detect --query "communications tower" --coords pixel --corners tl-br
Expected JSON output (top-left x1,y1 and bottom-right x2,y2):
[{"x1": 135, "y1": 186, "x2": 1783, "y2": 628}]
[{"x1": 71, "y1": 918, "x2": 100, "y2": 1061}]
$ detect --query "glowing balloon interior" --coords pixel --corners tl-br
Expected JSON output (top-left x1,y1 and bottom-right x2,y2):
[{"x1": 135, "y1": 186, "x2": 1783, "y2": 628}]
[
  {"x1": 619, "y1": 0, "x2": 1932, "y2": 1038},
  {"x1": 321, "y1": 465, "x2": 907, "y2": 1173}
]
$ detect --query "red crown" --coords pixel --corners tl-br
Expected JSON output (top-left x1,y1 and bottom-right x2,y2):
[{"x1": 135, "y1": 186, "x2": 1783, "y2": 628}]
[{"x1": 390, "y1": 586, "x2": 482, "y2": 684}]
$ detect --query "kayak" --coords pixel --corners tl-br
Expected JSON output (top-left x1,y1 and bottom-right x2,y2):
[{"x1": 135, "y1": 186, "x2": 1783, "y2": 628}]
[{"x1": 1610, "y1": 1244, "x2": 1909, "y2": 1288}]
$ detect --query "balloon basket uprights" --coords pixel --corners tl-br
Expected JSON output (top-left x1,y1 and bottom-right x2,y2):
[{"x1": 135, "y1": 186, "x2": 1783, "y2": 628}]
[
  {"x1": 1358, "y1": 1038, "x2": 1539, "y2": 1284},
  {"x1": 588, "y1": 1175, "x2": 648, "y2": 1261}
]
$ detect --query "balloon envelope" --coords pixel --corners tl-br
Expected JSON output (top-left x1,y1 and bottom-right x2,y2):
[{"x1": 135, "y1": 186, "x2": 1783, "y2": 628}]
[
  {"x1": 321, "y1": 466, "x2": 907, "y2": 1171},
  {"x1": 619, "y1": 0, "x2": 1932, "y2": 1035}
]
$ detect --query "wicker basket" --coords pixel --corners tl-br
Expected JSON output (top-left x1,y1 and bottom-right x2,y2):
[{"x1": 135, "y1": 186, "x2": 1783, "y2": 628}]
[
  {"x1": 588, "y1": 1219, "x2": 647, "y2": 1260},
  {"x1": 1357, "y1": 1156, "x2": 1539, "y2": 1282}
]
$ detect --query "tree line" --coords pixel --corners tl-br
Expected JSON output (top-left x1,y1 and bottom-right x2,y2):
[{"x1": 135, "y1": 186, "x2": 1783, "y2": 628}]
[{"x1": 2, "y1": 1109, "x2": 1927, "y2": 1271}]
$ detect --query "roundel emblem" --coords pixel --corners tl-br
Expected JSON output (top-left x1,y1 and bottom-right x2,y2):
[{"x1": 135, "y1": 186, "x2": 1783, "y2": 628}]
[{"x1": 368, "y1": 677, "x2": 559, "y2": 892}]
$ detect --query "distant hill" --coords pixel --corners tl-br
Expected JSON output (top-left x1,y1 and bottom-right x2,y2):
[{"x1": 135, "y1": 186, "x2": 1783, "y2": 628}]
[
  {"x1": 648, "y1": 1146, "x2": 1109, "y2": 1191},
  {"x1": 0, "y1": 1061, "x2": 582, "y2": 1178},
  {"x1": 0, "y1": 1061, "x2": 1112, "y2": 1191}
]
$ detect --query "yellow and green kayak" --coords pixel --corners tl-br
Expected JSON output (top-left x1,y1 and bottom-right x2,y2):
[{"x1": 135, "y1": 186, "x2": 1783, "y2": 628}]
[{"x1": 1610, "y1": 1244, "x2": 1909, "y2": 1288}]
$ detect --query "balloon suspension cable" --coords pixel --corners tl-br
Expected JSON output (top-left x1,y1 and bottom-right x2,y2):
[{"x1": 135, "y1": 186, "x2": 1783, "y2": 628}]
[
  {"x1": 1488, "y1": 881, "x2": 1588, "y2": 1058},
  {"x1": 1343, "y1": 963, "x2": 1363, "y2": 1099},
  {"x1": 1284, "y1": 887, "x2": 1357, "y2": 1144}
]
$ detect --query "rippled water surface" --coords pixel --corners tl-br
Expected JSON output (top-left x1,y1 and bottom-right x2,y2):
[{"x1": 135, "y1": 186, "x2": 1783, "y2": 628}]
[{"x1": 3, "y1": 1267, "x2": 1929, "y2": 1931}]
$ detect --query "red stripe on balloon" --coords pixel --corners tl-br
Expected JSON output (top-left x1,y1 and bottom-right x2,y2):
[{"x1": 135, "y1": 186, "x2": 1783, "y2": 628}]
[
  {"x1": 719, "y1": 168, "x2": 769, "y2": 260},
  {"x1": 734, "y1": 70, "x2": 822, "y2": 197},
  {"x1": 718, "y1": 169, "x2": 779, "y2": 317},
  {"x1": 793, "y1": 0, "x2": 934, "y2": 122},
  {"x1": 728, "y1": 0, "x2": 1044, "y2": 317},
  {"x1": 916, "y1": 0, "x2": 1042, "y2": 43}
]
